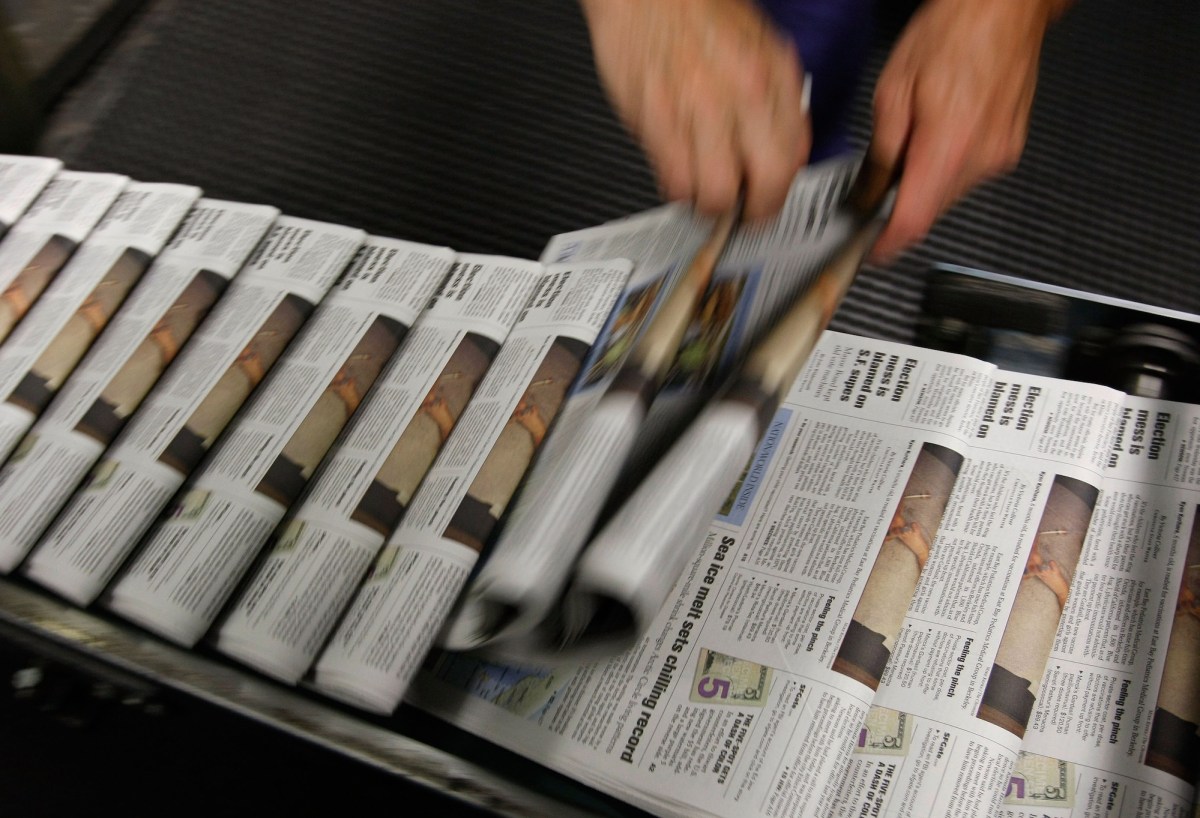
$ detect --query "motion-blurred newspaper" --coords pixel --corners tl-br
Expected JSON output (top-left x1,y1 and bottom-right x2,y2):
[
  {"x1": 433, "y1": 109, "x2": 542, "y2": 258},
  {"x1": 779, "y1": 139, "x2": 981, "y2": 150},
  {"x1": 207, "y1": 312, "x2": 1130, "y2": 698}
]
[
  {"x1": 412, "y1": 328, "x2": 1199, "y2": 818},
  {"x1": 441, "y1": 156, "x2": 868, "y2": 661}
]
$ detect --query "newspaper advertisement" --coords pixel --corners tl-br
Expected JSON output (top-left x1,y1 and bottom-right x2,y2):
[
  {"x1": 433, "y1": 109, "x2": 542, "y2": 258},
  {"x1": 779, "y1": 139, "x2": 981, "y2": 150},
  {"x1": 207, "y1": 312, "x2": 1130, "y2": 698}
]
[
  {"x1": 0, "y1": 182, "x2": 201, "y2": 467},
  {"x1": 214, "y1": 255, "x2": 566, "y2": 683},
  {"x1": 98, "y1": 236, "x2": 451, "y2": 645},
  {"x1": 0, "y1": 154, "x2": 62, "y2": 237},
  {"x1": 22, "y1": 217, "x2": 363, "y2": 604},
  {"x1": 310, "y1": 260, "x2": 631, "y2": 713},
  {"x1": 0, "y1": 171, "x2": 129, "y2": 346},
  {"x1": 8, "y1": 201, "x2": 278, "y2": 580},
  {"x1": 407, "y1": 331, "x2": 1178, "y2": 818}
]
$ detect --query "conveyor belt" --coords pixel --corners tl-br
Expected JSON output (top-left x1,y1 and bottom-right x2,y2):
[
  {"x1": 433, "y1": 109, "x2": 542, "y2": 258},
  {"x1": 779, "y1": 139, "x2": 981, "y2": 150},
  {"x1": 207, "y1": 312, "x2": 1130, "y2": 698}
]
[
  {"x1": 47, "y1": 0, "x2": 659, "y2": 259},
  {"x1": 20, "y1": 0, "x2": 1200, "y2": 813},
  {"x1": 46, "y1": 0, "x2": 1200, "y2": 344}
]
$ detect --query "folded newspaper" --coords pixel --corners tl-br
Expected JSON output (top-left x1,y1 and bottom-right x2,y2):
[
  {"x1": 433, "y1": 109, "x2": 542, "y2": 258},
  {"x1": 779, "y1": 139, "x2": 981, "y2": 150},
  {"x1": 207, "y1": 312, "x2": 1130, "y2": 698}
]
[
  {"x1": 0, "y1": 154, "x2": 1193, "y2": 818},
  {"x1": 409, "y1": 326, "x2": 1200, "y2": 817},
  {"x1": 439, "y1": 156, "x2": 892, "y2": 661},
  {"x1": 296, "y1": 155, "x2": 884, "y2": 713}
]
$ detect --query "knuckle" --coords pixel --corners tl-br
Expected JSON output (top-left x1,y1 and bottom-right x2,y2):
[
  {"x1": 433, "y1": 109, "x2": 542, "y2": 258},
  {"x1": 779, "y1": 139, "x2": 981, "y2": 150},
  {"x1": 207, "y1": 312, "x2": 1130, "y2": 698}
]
[{"x1": 697, "y1": 172, "x2": 739, "y2": 215}]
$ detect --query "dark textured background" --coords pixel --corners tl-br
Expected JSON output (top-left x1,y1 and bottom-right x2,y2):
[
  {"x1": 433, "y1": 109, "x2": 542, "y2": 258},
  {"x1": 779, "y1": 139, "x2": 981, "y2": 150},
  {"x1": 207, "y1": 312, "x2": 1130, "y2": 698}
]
[{"x1": 42, "y1": 0, "x2": 1200, "y2": 345}]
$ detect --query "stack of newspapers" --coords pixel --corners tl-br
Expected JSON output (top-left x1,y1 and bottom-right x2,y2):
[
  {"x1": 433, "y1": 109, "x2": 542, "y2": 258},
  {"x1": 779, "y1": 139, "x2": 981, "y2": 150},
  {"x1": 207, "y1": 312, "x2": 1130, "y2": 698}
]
[{"x1": 0, "y1": 153, "x2": 1193, "y2": 818}]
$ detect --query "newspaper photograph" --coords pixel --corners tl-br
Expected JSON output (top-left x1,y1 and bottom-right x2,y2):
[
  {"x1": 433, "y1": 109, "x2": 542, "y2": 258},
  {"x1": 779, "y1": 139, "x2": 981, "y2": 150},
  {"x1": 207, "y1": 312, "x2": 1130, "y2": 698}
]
[
  {"x1": 996, "y1": 394, "x2": 1200, "y2": 816},
  {"x1": 8, "y1": 201, "x2": 278, "y2": 581},
  {"x1": 0, "y1": 182, "x2": 201, "y2": 467},
  {"x1": 21, "y1": 217, "x2": 363, "y2": 604},
  {"x1": 214, "y1": 255, "x2": 574, "y2": 683},
  {"x1": 100, "y1": 237, "x2": 454, "y2": 646},
  {"x1": 0, "y1": 172, "x2": 132, "y2": 346},
  {"x1": 309, "y1": 260, "x2": 630, "y2": 713}
]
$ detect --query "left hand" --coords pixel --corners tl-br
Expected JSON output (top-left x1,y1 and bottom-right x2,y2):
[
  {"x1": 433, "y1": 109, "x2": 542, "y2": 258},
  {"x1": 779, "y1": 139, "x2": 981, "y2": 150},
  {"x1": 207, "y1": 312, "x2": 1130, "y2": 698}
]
[{"x1": 868, "y1": 0, "x2": 1070, "y2": 264}]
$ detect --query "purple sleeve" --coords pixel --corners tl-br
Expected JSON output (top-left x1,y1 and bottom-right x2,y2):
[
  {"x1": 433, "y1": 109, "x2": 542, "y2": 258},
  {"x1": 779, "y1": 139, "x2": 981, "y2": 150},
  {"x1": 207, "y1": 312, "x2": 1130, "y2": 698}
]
[{"x1": 757, "y1": 0, "x2": 875, "y2": 160}]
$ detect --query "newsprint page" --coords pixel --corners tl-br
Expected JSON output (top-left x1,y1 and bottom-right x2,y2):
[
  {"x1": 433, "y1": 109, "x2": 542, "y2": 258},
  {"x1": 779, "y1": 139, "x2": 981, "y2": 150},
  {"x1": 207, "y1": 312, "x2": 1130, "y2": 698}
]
[
  {"x1": 410, "y1": 329, "x2": 1200, "y2": 818},
  {"x1": 0, "y1": 155, "x2": 1191, "y2": 818}
]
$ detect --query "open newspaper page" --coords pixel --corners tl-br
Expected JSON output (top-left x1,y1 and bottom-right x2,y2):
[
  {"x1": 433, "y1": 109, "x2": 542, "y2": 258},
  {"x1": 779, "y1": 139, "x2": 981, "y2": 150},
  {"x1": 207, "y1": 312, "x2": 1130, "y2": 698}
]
[
  {"x1": 0, "y1": 182, "x2": 201, "y2": 469},
  {"x1": 829, "y1": 369, "x2": 1122, "y2": 817},
  {"x1": 213, "y1": 255, "x2": 581, "y2": 684},
  {"x1": 995, "y1": 394, "x2": 1200, "y2": 817},
  {"x1": 443, "y1": 157, "x2": 861, "y2": 652},
  {"x1": 0, "y1": 155, "x2": 62, "y2": 238},
  {"x1": 99, "y1": 237, "x2": 453, "y2": 646},
  {"x1": 409, "y1": 331, "x2": 1007, "y2": 817},
  {"x1": 0, "y1": 170, "x2": 128, "y2": 344},
  {"x1": 1, "y1": 201, "x2": 278, "y2": 576},
  {"x1": 309, "y1": 260, "x2": 630, "y2": 714},
  {"x1": 22, "y1": 217, "x2": 363, "y2": 604}
]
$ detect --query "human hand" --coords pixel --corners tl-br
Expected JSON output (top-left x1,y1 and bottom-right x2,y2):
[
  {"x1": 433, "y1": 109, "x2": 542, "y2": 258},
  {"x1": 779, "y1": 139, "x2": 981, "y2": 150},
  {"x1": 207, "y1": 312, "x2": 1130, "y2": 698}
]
[
  {"x1": 868, "y1": 0, "x2": 1071, "y2": 263},
  {"x1": 580, "y1": 0, "x2": 811, "y2": 221}
]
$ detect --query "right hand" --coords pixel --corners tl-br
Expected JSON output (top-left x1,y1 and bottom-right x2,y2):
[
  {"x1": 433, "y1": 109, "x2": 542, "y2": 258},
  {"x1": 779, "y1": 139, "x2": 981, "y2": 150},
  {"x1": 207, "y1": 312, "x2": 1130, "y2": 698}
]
[{"x1": 580, "y1": 0, "x2": 812, "y2": 221}]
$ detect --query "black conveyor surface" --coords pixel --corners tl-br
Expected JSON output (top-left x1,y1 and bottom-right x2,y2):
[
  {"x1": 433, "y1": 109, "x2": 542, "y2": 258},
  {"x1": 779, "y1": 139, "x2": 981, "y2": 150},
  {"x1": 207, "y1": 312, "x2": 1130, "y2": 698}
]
[{"x1": 47, "y1": 0, "x2": 1200, "y2": 342}]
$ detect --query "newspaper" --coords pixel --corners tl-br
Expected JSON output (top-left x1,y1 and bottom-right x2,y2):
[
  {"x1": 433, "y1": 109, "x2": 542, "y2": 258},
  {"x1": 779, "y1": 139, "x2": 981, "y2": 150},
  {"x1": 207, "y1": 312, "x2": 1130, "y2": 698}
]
[
  {"x1": 0, "y1": 155, "x2": 63, "y2": 237},
  {"x1": 22, "y1": 217, "x2": 364, "y2": 604},
  {"x1": 441, "y1": 156, "x2": 866, "y2": 656},
  {"x1": 409, "y1": 330, "x2": 1198, "y2": 818},
  {"x1": 0, "y1": 182, "x2": 201, "y2": 469},
  {"x1": 0, "y1": 154, "x2": 1188, "y2": 816},
  {"x1": 7, "y1": 201, "x2": 278, "y2": 580},
  {"x1": 992, "y1": 393, "x2": 1200, "y2": 818},
  {"x1": 309, "y1": 260, "x2": 631, "y2": 713},
  {"x1": 559, "y1": 216, "x2": 884, "y2": 658},
  {"x1": 99, "y1": 237, "x2": 457, "y2": 646},
  {"x1": 0, "y1": 171, "x2": 129, "y2": 346},
  {"x1": 213, "y1": 255, "x2": 574, "y2": 683}
]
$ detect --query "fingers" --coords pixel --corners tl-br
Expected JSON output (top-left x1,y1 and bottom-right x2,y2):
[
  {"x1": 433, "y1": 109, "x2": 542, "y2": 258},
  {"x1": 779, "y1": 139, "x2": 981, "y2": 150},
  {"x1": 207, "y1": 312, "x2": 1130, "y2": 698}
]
[
  {"x1": 871, "y1": 116, "x2": 969, "y2": 264},
  {"x1": 867, "y1": 60, "x2": 913, "y2": 184},
  {"x1": 676, "y1": 12, "x2": 810, "y2": 219},
  {"x1": 688, "y1": 32, "x2": 810, "y2": 220},
  {"x1": 866, "y1": 0, "x2": 1053, "y2": 265},
  {"x1": 639, "y1": 73, "x2": 696, "y2": 203},
  {"x1": 581, "y1": 0, "x2": 810, "y2": 222},
  {"x1": 687, "y1": 71, "x2": 742, "y2": 216},
  {"x1": 737, "y1": 39, "x2": 811, "y2": 220},
  {"x1": 868, "y1": 94, "x2": 1027, "y2": 264}
]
